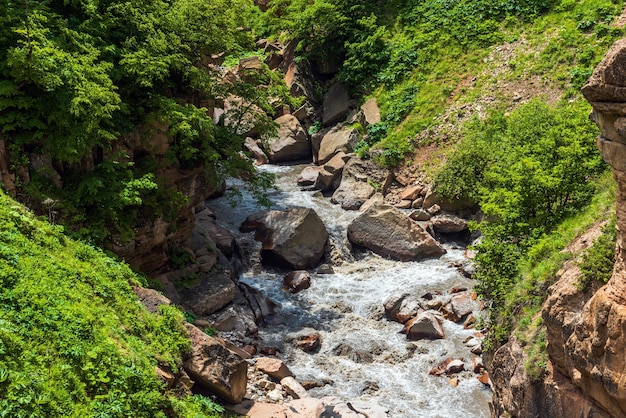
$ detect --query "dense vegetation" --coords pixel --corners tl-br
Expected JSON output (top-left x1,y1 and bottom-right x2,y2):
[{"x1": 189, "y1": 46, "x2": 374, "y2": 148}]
[
  {"x1": 0, "y1": 190, "x2": 224, "y2": 417},
  {"x1": 0, "y1": 0, "x2": 291, "y2": 242}
]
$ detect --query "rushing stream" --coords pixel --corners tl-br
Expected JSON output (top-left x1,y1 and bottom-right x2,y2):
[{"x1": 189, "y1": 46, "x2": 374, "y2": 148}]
[{"x1": 206, "y1": 164, "x2": 492, "y2": 417}]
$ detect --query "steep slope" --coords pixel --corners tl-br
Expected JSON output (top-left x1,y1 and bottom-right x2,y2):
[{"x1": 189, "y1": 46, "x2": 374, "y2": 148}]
[{"x1": 0, "y1": 190, "x2": 222, "y2": 417}]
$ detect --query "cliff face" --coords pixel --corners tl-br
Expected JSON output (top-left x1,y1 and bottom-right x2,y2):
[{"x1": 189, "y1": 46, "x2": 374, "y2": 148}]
[{"x1": 489, "y1": 39, "x2": 626, "y2": 418}]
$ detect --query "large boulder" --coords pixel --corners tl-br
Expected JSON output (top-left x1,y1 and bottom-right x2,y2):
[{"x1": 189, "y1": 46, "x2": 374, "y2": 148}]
[
  {"x1": 332, "y1": 158, "x2": 393, "y2": 210},
  {"x1": 317, "y1": 127, "x2": 359, "y2": 165},
  {"x1": 347, "y1": 203, "x2": 446, "y2": 261},
  {"x1": 266, "y1": 114, "x2": 311, "y2": 163},
  {"x1": 240, "y1": 208, "x2": 329, "y2": 270},
  {"x1": 183, "y1": 324, "x2": 247, "y2": 403},
  {"x1": 322, "y1": 83, "x2": 351, "y2": 126}
]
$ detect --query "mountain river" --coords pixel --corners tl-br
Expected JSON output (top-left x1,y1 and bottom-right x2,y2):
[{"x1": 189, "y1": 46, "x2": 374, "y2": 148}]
[{"x1": 205, "y1": 164, "x2": 492, "y2": 417}]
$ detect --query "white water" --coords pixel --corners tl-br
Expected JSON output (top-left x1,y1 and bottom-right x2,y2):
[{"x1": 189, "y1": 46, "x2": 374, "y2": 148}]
[{"x1": 206, "y1": 164, "x2": 492, "y2": 417}]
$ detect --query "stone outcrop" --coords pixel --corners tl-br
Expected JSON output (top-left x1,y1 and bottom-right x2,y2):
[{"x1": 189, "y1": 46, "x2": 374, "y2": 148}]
[
  {"x1": 183, "y1": 323, "x2": 248, "y2": 403},
  {"x1": 347, "y1": 203, "x2": 446, "y2": 261},
  {"x1": 240, "y1": 208, "x2": 329, "y2": 270},
  {"x1": 266, "y1": 114, "x2": 311, "y2": 163}
]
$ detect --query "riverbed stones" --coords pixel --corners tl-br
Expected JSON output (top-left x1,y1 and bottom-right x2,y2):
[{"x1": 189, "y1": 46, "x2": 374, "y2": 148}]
[
  {"x1": 430, "y1": 214, "x2": 469, "y2": 234},
  {"x1": 347, "y1": 203, "x2": 446, "y2": 261},
  {"x1": 283, "y1": 270, "x2": 311, "y2": 293},
  {"x1": 266, "y1": 114, "x2": 311, "y2": 163},
  {"x1": 183, "y1": 323, "x2": 247, "y2": 403},
  {"x1": 255, "y1": 358, "x2": 294, "y2": 380},
  {"x1": 404, "y1": 311, "x2": 445, "y2": 340},
  {"x1": 240, "y1": 208, "x2": 329, "y2": 270},
  {"x1": 293, "y1": 333, "x2": 322, "y2": 353},
  {"x1": 332, "y1": 158, "x2": 393, "y2": 210},
  {"x1": 281, "y1": 376, "x2": 310, "y2": 399},
  {"x1": 383, "y1": 292, "x2": 424, "y2": 324}
]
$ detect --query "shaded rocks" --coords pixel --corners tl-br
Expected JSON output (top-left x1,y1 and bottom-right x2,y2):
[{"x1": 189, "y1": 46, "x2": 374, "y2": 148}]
[
  {"x1": 282, "y1": 271, "x2": 311, "y2": 293},
  {"x1": 183, "y1": 323, "x2": 247, "y2": 403},
  {"x1": 430, "y1": 214, "x2": 469, "y2": 234},
  {"x1": 404, "y1": 312, "x2": 445, "y2": 340},
  {"x1": 240, "y1": 208, "x2": 329, "y2": 270},
  {"x1": 266, "y1": 114, "x2": 311, "y2": 163},
  {"x1": 323, "y1": 83, "x2": 351, "y2": 126},
  {"x1": 383, "y1": 292, "x2": 424, "y2": 324},
  {"x1": 441, "y1": 292, "x2": 477, "y2": 323},
  {"x1": 293, "y1": 333, "x2": 322, "y2": 353},
  {"x1": 347, "y1": 203, "x2": 446, "y2": 261}
]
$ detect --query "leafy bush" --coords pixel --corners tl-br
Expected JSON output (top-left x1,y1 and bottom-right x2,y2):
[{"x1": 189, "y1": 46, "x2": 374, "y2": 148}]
[
  {"x1": 0, "y1": 191, "x2": 213, "y2": 417},
  {"x1": 577, "y1": 216, "x2": 617, "y2": 291}
]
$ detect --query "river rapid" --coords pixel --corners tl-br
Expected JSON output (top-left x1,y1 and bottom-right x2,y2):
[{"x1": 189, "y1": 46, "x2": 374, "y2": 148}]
[{"x1": 206, "y1": 164, "x2": 492, "y2": 417}]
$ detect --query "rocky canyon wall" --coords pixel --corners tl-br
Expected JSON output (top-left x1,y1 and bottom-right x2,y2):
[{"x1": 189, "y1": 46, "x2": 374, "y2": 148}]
[{"x1": 489, "y1": 38, "x2": 626, "y2": 418}]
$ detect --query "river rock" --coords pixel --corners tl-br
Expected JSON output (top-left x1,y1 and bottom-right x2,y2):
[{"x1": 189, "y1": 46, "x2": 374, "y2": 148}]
[
  {"x1": 323, "y1": 82, "x2": 351, "y2": 126},
  {"x1": 409, "y1": 208, "x2": 431, "y2": 221},
  {"x1": 332, "y1": 180, "x2": 375, "y2": 210},
  {"x1": 360, "y1": 192, "x2": 384, "y2": 212},
  {"x1": 317, "y1": 127, "x2": 359, "y2": 164},
  {"x1": 183, "y1": 324, "x2": 247, "y2": 403},
  {"x1": 294, "y1": 333, "x2": 322, "y2": 353},
  {"x1": 332, "y1": 343, "x2": 374, "y2": 363},
  {"x1": 297, "y1": 166, "x2": 321, "y2": 187},
  {"x1": 448, "y1": 293, "x2": 476, "y2": 323},
  {"x1": 266, "y1": 114, "x2": 311, "y2": 163},
  {"x1": 283, "y1": 270, "x2": 311, "y2": 293},
  {"x1": 404, "y1": 311, "x2": 445, "y2": 340},
  {"x1": 383, "y1": 292, "x2": 424, "y2": 324},
  {"x1": 429, "y1": 358, "x2": 455, "y2": 376},
  {"x1": 347, "y1": 203, "x2": 446, "y2": 261},
  {"x1": 321, "y1": 397, "x2": 390, "y2": 418},
  {"x1": 400, "y1": 184, "x2": 423, "y2": 201},
  {"x1": 431, "y1": 214, "x2": 469, "y2": 234},
  {"x1": 240, "y1": 208, "x2": 329, "y2": 270},
  {"x1": 256, "y1": 358, "x2": 294, "y2": 381},
  {"x1": 281, "y1": 376, "x2": 310, "y2": 399},
  {"x1": 231, "y1": 398, "x2": 325, "y2": 418}
]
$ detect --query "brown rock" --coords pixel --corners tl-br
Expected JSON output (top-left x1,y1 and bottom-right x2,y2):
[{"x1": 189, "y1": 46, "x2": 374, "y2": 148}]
[
  {"x1": 244, "y1": 137, "x2": 269, "y2": 165},
  {"x1": 395, "y1": 200, "x2": 412, "y2": 209},
  {"x1": 267, "y1": 114, "x2": 311, "y2": 163},
  {"x1": 133, "y1": 286, "x2": 171, "y2": 314},
  {"x1": 582, "y1": 38, "x2": 626, "y2": 103},
  {"x1": 294, "y1": 333, "x2": 322, "y2": 353},
  {"x1": 400, "y1": 185, "x2": 423, "y2": 201},
  {"x1": 448, "y1": 377, "x2": 459, "y2": 387},
  {"x1": 240, "y1": 208, "x2": 329, "y2": 270},
  {"x1": 429, "y1": 358, "x2": 455, "y2": 376},
  {"x1": 283, "y1": 270, "x2": 312, "y2": 293},
  {"x1": 280, "y1": 376, "x2": 310, "y2": 399},
  {"x1": 409, "y1": 209, "x2": 431, "y2": 221},
  {"x1": 297, "y1": 166, "x2": 321, "y2": 187},
  {"x1": 256, "y1": 357, "x2": 294, "y2": 380},
  {"x1": 404, "y1": 311, "x2": 445, "y2": 340},
  {"x1": 431, "y1": 214, "x2": 469, "y2": 234},
  {"x1": 318, "y1": 127, "x2": 359, "y2": 165},
  {"x1": 183, "y1": 324, "x2": 247, "y2": 403},
  {"x1": 347, "y1": 203, "x2": 446, "y2": 261},
  {"x1": 360, "y1": 98, "x2": 381, "y2": 126},
  {"x1": 477, "y1": 372, "x2": 490, "y2": 385}
]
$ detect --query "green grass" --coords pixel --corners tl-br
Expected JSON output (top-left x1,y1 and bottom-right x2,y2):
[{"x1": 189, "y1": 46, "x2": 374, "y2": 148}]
[{"x1": 0, "y1": 191, "x2": 224, "y2": 417}]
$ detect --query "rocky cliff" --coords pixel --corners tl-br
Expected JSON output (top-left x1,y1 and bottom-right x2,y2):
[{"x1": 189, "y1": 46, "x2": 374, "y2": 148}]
[{"x1": 489, "y1": 39, "x2": 626, "y2": 418}]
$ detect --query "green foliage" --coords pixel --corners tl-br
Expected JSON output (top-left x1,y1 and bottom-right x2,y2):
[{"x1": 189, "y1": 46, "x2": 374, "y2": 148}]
[
  {"x1": 1, "y1": 0, "x2": 285, "y2": 243},
  {"x1": 0, "y1": 191, "x2": 205, "y2": 417},
  {"x1": 577, "y1": 215, "x2": 617, "y2": 291}
]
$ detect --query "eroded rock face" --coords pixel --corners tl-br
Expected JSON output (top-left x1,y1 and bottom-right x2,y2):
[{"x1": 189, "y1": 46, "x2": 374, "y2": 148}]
[
  {"x1": 347, "y1": 203, "x2": 445, "y2": 261},
  {"x1": 240, "y1": 208, "x2": 329, "y2": 270}
]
